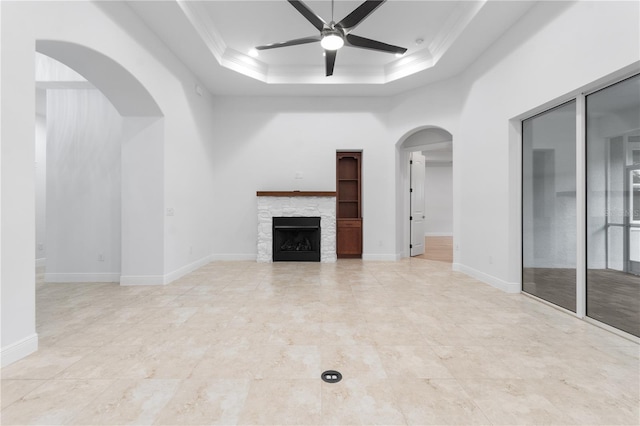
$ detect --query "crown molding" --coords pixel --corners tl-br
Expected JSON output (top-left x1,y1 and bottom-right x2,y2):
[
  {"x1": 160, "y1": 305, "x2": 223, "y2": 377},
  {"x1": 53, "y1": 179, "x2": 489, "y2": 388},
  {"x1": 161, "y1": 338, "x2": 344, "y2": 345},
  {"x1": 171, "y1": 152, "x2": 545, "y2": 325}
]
[
  {"x1": 177, "y1": 0, "x2": 226, "y2": 62},
  {"x1": 176, "y1": 0, "x2": 488, "y2": 86},
  {"x1": 429, "y1": 1, "x2": 487, "y2": 64}
]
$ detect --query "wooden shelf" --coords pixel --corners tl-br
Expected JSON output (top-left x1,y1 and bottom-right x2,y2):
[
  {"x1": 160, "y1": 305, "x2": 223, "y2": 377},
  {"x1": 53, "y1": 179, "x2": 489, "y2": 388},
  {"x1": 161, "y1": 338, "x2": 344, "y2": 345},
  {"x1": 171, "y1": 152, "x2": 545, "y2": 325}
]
[
  {"x1": 256, "y1": 191, "x2": 336, "y2": 197},
  {"x1": 336, "y1": 152, "x2": 362, "y2": 258}
]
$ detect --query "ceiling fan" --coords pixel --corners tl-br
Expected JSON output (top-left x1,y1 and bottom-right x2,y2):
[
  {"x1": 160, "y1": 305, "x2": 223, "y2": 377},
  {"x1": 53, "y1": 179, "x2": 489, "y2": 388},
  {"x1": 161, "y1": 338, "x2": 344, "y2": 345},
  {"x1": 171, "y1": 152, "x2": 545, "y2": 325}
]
[{"x1": 255, "y1": 0, "x2": 408, "y2": 76}]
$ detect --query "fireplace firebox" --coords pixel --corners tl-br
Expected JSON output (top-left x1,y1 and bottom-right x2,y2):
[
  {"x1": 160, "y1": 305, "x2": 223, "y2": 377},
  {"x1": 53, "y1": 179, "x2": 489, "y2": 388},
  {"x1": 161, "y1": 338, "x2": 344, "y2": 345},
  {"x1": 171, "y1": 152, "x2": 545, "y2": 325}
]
[{"x1": 272, "y1": 217, "x2": 321, "y2": 262}]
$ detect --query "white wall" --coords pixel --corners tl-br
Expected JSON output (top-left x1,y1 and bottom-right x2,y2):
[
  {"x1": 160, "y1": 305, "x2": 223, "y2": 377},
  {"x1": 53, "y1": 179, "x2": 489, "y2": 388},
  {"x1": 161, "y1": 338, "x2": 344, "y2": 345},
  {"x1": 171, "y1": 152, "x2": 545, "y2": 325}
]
[
  {"x1": 388, "y1": 78, "x2": 465, "y2": 259},
  {"x1": 2, "y1": 0, "x2": 639, "y2": 366},
  {"x1": 209, "y1": 96, "x2": 397, "y2": 260},
  {"x1": 1, "y1": 0, "x2": 219, "y2": 364},
  {"x1": 45, "y1": 89, "x2": 122, "y2": 282},
  {"x1": 35, "y1": 89, "x2": 47, "y2": 264},
  {"x1": 424, "y1": 165, "x2": 453, "y2": 236},
  {"x1": 120, "y1": 117, "x2": 165, "y2": 284},
  {"x1": 1, "y1": 0, "x2": 38, "y2": 365},
  {"x1": 34, "y1": 53, "x2": 89, "y2": 268},
  {"x1": 453, "y1": 0, "x2": 639, "y2": 290}
]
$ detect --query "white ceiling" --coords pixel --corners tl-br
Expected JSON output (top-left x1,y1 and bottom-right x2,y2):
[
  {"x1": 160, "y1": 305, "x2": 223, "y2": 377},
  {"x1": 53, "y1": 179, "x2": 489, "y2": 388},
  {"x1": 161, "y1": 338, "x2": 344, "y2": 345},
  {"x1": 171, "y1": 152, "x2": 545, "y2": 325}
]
[
  {"x1": 127, "y1": 0, "x2": 536, "y2": 97},
  {"x1": 203, "y1": 1, "x2": 458, "y2": 66}
]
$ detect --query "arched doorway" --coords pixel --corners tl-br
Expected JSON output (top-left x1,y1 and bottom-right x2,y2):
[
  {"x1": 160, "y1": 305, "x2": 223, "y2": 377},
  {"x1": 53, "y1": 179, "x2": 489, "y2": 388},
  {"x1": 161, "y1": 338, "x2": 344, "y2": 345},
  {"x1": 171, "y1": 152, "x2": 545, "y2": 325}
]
[
  {"x1": 34, "y1": 41, "x2": 165, "y2": 285},
  {"x1": 396, "y1": 126, "x2": 454, "y2": 260}
]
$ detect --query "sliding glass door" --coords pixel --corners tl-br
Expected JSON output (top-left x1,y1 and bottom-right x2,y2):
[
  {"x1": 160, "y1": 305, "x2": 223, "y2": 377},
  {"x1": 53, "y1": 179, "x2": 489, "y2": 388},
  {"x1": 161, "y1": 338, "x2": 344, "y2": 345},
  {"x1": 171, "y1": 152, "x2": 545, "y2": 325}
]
[
  {"x1": 587, "y1": 75, "x2": 640, "y2": 337},
  {"x1": 522, "y1": 101, "x2": 577, "y2": 312},
  {"x1": 522, "y1": 73, "x2": 639, "y2": 337}
]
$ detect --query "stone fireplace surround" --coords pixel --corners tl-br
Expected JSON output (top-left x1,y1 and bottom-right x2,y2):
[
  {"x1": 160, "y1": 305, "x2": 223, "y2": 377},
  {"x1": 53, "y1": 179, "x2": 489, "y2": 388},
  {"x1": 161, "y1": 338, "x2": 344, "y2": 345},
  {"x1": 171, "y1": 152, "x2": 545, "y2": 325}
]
[{"x1": 257, "y1": 191, "x2": 337, "y2": 262}]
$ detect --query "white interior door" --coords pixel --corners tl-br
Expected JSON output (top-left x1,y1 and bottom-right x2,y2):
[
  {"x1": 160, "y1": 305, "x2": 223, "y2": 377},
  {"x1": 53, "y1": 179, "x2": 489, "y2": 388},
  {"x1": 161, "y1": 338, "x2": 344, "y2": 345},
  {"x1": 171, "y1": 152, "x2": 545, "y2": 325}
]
[{"x1": 410, "y1": 152, "x2": 426, "y2": 256}]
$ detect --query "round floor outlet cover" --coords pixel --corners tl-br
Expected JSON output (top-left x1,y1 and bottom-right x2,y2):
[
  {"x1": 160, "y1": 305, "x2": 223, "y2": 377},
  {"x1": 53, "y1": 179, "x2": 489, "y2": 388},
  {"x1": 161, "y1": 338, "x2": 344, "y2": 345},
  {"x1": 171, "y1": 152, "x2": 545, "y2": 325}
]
[{"x1": 321, "y1": 370, "x2": 342, "y2": 383}]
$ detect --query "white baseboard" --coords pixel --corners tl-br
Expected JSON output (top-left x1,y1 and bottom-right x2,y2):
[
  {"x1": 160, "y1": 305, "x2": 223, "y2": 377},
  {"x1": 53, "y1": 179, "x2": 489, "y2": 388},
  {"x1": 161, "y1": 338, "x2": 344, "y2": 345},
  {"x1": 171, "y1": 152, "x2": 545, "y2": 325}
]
[
  {"x1": 44, "y1": 273, "x2": 120, "y2": 283},
  {"x1": 452, "y1": 263, "x2": 520, "y2": 293},
  {"x1": 163, "y1": 254, "x2": 216, "y2": 284},
  {"x1": 35, "y1": 258, "x2": 47, "y2": 267},
  {"x1": 1, "y1": 333, "x2": 38, "y2": 367},
  {"x1": 210, "y1": 254, "x2": 257, "y2": 261},
  {"x1": 122, "y1": 254, "x2": 255, "y2": 286},
  {"x1": 213, "y1": 253, "x2": 400, "y2": 262},
  {"x1": 424, "y1": 232, "x2": 453, "y2": 237},
  {"x1": 362, "y1": 253, "x2": 400, "y2": 261}
]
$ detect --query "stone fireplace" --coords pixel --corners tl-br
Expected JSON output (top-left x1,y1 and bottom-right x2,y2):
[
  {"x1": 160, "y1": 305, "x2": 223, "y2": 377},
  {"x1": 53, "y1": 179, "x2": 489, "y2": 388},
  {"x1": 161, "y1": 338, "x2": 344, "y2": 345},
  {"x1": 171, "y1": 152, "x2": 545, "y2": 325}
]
[{"x1": 257, "y1": 191, "x2": 337, "y2": 262}]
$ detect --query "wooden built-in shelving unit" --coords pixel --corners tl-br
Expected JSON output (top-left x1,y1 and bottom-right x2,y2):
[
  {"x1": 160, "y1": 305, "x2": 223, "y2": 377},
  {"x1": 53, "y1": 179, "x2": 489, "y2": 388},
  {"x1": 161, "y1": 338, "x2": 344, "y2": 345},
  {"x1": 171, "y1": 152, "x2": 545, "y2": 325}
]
[{"x1": 336, "y1": 152, "x2": 362, "y2": 258}]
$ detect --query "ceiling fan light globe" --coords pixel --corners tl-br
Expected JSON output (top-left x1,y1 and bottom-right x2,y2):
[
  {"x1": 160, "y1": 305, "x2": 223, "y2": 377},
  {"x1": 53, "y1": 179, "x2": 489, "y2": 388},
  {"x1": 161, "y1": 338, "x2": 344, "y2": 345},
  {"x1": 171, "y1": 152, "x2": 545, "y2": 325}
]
[{"x1": 321, "y1": 34, "x2": 344, "y2": 50}]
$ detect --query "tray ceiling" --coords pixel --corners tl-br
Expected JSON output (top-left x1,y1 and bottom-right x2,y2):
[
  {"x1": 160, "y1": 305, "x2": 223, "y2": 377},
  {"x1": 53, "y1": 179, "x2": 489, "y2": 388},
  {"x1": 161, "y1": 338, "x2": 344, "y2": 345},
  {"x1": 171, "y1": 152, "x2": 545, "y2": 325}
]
[{"x1": 127, "y1": 1, "x2": 536, "y2": 96}]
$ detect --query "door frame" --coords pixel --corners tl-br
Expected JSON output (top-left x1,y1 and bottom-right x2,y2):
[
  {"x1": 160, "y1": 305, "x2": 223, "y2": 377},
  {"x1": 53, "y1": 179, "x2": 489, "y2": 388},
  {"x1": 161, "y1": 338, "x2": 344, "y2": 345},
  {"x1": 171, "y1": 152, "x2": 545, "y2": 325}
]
[
  {"x1": 396, "y1": 127, "x2": 454, "y2": 260},
  {"x1": 515, "y1": 67, "x2": 640, "y2": 340},
  {"x1": 409, "y1": 152, "x2": 426, "y2": 256},
  {"x1": 627, "y1": 164, "x2": 640, "y2": 274}
]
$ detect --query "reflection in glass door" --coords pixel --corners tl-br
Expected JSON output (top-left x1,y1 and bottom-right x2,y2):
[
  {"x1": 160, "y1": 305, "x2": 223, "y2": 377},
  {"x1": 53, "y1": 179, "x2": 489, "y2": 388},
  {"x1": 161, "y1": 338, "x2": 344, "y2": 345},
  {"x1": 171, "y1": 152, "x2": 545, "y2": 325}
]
[
  {"x1": 522, "y1": 101, "x2": 577, "y2": 312},
  {"x1": 586, "y1": 74, "x2": 640, "y2": 337}
]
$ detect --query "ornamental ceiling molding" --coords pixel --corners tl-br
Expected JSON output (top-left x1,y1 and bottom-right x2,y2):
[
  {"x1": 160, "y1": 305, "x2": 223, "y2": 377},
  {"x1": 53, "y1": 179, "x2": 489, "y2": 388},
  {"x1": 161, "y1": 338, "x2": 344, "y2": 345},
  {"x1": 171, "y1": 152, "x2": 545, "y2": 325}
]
[{"x1": 176, "y1": 0, "x2": 487, "y2": 85}]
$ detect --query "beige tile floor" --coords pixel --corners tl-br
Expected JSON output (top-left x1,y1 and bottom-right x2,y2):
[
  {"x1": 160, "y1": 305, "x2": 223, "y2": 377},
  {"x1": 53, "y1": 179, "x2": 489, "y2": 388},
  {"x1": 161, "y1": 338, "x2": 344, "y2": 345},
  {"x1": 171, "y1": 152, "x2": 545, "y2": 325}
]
[{"x1": 1, "y1": 259, "x2": 639, "y2": 425}]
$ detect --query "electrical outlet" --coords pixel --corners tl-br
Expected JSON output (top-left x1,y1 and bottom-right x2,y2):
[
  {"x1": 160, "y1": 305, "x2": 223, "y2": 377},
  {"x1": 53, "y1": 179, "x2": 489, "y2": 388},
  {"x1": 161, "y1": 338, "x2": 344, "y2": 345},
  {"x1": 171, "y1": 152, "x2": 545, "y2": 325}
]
[
  {"x1": 488, "y1": 255, "x2": 493, "y2": 264},
  {"x1": 37, "y1": 243, "x2": 44, "y2": 251},
  {"x1": 98, "y1": 254, "x2": 105, "y2": 262},
  {"x1": 166, "y1": 208, "x2": 174, "y2": 216}
]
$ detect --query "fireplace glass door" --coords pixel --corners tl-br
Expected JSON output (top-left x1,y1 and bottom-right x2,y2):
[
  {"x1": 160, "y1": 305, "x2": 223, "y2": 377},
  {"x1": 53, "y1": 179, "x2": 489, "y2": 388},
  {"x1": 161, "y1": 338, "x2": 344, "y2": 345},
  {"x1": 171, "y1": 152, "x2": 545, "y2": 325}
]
[{"x1": 272, "y1": 217, "x2": 321, "y2": 262}]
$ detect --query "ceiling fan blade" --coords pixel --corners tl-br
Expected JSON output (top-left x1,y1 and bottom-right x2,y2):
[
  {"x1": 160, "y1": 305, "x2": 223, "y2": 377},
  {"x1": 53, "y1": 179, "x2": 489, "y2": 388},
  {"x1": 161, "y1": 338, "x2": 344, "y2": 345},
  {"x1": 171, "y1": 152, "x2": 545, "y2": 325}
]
[
  {"x1": 336, "y1": 0, "x2": 385, "y2": 32},
  {"x1": 345, "y1": 34, "x2": 407, "y2": 55},
  {"x1": 325, "y1": 50, "x2": 337, "y2": 76},
  {"x1": 288, "y1": 0, "x2": 326, "y2": 32},
  {"x1": 256, "y1": 35, "x2": 320, "y2": 51}
]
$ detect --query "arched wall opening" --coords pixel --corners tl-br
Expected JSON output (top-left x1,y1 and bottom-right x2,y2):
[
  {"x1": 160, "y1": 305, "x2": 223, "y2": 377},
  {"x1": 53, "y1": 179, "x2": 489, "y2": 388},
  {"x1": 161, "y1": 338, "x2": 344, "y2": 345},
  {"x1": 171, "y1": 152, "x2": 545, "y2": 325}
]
[
  {"x1": 36, "y1": 41, "x2": 162, "y2": 117},
  {"x1": 34, "y1": 40, "x2": 166, "y2": 286},
  {"x1": 396, "y1": 126, "x2": 454, "y2": 259}
]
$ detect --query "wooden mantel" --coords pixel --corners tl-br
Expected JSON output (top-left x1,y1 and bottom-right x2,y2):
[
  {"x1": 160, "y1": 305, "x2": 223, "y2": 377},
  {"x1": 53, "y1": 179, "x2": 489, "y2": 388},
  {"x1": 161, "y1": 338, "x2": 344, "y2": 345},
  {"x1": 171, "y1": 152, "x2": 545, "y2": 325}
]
[{"x1": 256, "y1": 191, "x2": 336, "y2": 197}]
